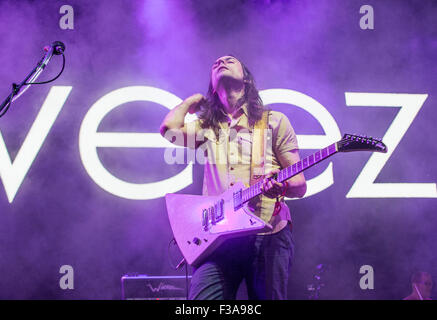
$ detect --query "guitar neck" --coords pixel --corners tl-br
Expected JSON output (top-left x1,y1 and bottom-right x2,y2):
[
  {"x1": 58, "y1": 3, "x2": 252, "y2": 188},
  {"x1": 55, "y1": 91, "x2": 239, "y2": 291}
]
[{"x1": 241, "y1": 142, "x2": 338, "y2": 203}]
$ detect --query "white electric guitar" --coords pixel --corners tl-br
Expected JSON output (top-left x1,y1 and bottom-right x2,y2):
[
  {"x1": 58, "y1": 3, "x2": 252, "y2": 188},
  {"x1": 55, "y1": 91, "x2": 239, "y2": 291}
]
[{"x1": 165, "y1": 134, "x2": 387, "y2": 267}]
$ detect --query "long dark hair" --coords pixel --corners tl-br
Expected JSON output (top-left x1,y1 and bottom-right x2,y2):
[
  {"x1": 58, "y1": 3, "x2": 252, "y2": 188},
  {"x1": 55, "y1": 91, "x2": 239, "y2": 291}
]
[{"x1": 198, "y1": 56, "x2": 265, "y2": 131}]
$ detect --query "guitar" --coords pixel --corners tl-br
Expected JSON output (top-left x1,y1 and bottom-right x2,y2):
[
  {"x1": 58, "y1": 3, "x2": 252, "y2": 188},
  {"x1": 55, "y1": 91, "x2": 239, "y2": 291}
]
[{"x1": 165, "y1": 134, "x2": 387, "y2": 267}]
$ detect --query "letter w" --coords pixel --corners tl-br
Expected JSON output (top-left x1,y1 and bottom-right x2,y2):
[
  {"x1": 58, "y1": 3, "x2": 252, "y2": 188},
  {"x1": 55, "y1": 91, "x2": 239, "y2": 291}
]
[{"x1": 0, "y1": 86, "x2": 72, "y2": 203}]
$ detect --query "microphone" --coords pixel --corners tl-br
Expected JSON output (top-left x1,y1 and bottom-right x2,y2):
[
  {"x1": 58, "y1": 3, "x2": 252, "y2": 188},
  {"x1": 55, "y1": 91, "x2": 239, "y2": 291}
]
[
  {"x1": 0, "y1": 41, "x2": 66, "y2": 117},
  {"x1": 40, "y1": 41, "x2": 65, "y2": 70},
  {"x1": 51, "y1": 41, "x2": 66, "y2": 55}
]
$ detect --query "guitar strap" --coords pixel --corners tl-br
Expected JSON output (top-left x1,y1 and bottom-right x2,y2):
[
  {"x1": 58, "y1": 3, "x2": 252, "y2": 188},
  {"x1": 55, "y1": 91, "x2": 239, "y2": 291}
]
[
  {"x1": 250, "y1": 110, "x2": 269, "y2": 185},
  {"x1": 249, "y1": 111, "x2": 284, "y2": 219}
]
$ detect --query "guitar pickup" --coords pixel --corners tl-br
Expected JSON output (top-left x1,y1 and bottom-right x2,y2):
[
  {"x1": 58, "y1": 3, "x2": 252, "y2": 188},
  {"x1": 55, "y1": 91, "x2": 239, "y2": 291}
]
[
  {"x1": 214, "y1": 199, "x2": 225, "y2": 223},
  {"x1": 202, "y1": 209, "x2": 208, "y2": 230},
  {"x1": 210, "y1": 206, "x2": 216, "y2": 225},
  {"x1": 202, "y1": 199, "x2": 225, "y2": 230},
  {"x1": 233, "y1": 189, "x2": 243, "y2": 210}
]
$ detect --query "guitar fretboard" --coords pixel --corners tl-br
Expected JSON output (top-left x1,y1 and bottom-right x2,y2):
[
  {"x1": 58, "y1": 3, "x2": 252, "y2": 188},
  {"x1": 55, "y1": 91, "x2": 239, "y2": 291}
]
[{"x1": 240, "y1": 143, "x2": 337, "y2": 203}]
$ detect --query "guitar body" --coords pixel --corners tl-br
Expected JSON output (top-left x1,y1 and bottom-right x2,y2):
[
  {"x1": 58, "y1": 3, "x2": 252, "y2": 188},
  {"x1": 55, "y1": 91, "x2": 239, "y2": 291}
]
[
  {"x1": 165, "y1": 134, "x2": 387, "y2": 268},
  {"x1": 165, "y1": 182, "x2": 271, "y2": 267}
]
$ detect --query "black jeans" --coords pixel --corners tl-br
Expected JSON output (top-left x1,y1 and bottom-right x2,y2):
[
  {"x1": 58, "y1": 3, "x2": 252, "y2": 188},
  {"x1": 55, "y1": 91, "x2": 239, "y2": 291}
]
[{"x1": 189, "y1": 223, "x2": 294, "y2": 300}]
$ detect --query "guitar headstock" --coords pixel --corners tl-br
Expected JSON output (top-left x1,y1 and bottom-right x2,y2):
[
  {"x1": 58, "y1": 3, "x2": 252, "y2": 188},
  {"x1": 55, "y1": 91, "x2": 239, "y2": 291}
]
[{"x1": 337, "y1": 134, "x2": 387, "y2": 153}]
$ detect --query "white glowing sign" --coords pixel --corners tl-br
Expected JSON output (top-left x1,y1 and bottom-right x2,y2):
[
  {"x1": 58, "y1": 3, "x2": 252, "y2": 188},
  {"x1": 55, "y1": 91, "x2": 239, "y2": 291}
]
[
  {"x1": 345, "y1": 92, "x2": 436, "y2": 198},
  {"x1": 0, "y1": 86, "x2": 435, "y2": 203},
  {"x1": 79, "y1": 86, "x2": 196, "y2": 200},
  {"x1": 0, "y1": 86, "x2": 72, "y2": 203},
  {"x1": 260, "y1": 89, "x2": 341, "y2": 199}
]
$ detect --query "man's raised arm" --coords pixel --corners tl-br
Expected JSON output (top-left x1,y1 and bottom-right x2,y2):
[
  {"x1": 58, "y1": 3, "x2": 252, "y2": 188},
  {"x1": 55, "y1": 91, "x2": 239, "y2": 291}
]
[{"x1": 159, "y1": 93, "x2": 205, "y2": 148}]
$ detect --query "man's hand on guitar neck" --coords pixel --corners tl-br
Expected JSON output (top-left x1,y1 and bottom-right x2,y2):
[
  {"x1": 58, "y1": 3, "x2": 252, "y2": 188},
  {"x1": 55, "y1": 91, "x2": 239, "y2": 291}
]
[
  {"x1": 260, "y1": 168, "x2": 289, "y2": 199},
  {"x1": 261, "y1": 155, "x2": 307, "y2": 200}
]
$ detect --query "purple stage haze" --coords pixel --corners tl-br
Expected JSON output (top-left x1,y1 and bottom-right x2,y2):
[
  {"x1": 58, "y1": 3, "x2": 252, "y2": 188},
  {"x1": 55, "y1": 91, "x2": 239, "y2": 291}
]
[{"x1": 0, "y1": 0, "x2": 436, "y2": 299}]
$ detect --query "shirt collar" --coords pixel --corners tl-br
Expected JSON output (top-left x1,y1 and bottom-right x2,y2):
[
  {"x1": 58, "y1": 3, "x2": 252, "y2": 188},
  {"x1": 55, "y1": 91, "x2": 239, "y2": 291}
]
[
  {"x1": 232, "y1": 103, "x2": 249, "y2": 119},
  {"x1": 219, "y1": 103, "x2": 249, "y2": 129},
  {"x1": 226, "y1": 103, "x2": 249, "y2": 129},
  {"x1": 240, "y1": 103, "x2": 249, "y2": 117}
]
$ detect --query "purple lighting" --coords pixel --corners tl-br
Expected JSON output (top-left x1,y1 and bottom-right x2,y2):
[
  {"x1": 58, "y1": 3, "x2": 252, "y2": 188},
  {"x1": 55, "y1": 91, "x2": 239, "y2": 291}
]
[{"x1": 0, "y1": 0, "x2": 435, "y2": 301}]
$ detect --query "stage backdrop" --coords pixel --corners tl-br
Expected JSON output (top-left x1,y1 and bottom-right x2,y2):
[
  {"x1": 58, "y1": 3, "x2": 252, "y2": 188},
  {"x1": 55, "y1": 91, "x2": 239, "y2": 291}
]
[{"x1": 0, "y1": 0, "x2": 436, "y2": 299}]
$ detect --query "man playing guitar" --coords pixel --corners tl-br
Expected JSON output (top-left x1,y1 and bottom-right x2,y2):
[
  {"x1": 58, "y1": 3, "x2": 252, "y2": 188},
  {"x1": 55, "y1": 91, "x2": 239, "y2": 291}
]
[{"x1": 160, "y1": 55, "x2": 306, "y2": 300}]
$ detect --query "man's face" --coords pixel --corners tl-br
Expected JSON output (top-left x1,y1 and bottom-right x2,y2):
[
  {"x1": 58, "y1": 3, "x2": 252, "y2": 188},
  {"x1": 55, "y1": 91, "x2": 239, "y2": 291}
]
[
  {"x1": 415, "y1": 273, "x2": 433, "y2": 299},
  {"x1": 211, "y1": 56, "x2": 244, "y2": 92}
]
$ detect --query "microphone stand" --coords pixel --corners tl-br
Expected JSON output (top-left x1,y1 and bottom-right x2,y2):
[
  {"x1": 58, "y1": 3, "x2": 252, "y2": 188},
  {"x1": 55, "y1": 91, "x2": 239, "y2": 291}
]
[
  {"x1": 307, "y1": 264, "x2": 329, "y2": 300},
  {"x1": 0, "y1": 44, "x2": 60, "y2": 117}
]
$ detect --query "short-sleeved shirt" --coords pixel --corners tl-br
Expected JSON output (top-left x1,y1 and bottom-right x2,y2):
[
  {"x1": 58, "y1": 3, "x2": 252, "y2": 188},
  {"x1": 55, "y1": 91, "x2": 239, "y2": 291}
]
[{"x1": 187, "y1": 105, "x2": 299, "y2": 234}]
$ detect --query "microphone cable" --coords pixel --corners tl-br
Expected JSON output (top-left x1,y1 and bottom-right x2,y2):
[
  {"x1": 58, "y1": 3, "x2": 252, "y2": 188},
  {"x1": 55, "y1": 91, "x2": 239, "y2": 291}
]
[
  {"x1": 167, "y1": 237, "x2": 179, "y2": 270},
  {"x1": 167, "y1": 237, "x2": 190, "y2": 299},
  {"x1": 24, "y1": 52, "x2": 65, "y2": 85}
]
